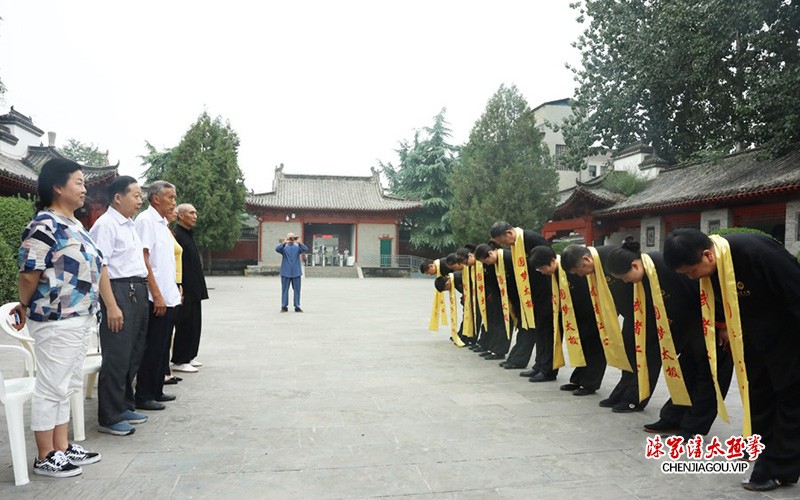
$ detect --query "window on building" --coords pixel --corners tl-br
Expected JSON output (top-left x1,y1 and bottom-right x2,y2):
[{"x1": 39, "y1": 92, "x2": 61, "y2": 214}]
[
  {"x1": 588, "y1": 165, "x2": 597, "y2": 178},
  {"x1": 708, "y1": 219, "x2": 721, "y2": 233},
  {"x1": 555, "y1": 144, "x2": 568, "y2": 170},
  {"x1": 646, "y1": 226, "x2": 655, "y2": 247}
]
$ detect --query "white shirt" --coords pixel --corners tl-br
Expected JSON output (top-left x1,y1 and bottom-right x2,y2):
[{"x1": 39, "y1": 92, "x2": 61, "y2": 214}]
[
  {"x1": 135, "y1": 205, "x2": 181, "y2": 307},
  {"x1": 89, "y1": 206, "x2": 148, "y2": 279}
]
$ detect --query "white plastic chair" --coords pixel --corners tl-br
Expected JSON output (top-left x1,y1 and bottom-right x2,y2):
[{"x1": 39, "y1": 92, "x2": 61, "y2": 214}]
[
  {"x1": 0, "y1": 303, "x2": 101, "y2": 442},
  {"x1": 0, "y1": 344, "x2": 36, "y2": 486}
]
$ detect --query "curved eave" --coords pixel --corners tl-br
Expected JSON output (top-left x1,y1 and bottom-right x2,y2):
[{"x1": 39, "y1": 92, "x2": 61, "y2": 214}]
[
  {"x1": 552, "y1": 189, "x2": 620, "y2": 220},
  {"x1": 596, "y1": 184, "x2": 800, "y2": 219},
  {"x1": 245, "y1": 202, "x2": 421, "y2": 216}
]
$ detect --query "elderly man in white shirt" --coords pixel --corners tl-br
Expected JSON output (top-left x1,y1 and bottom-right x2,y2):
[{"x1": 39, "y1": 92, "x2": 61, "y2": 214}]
[
  {"x1": 134, "y1": 180, "x2": 181, "y2": 411},
  {"x1": 89, "y1": 176, "x2": 152, "y2": 435}
]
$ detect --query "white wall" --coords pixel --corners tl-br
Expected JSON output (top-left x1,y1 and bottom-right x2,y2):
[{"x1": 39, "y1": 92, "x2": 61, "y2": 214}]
[
  {"x1": 356, "y1": 223, "x2": 395, "y2": 266},
  {"x1": 785, "y1": 200, "x2": 800, "y2": 257},
  {"x1": 700, "y1": 209, "x2": 732, "y2": 234},
  {"x1": 0, "y1": 123, "x2": 43, "y2": 159},
  {"x1": 261, "y1": 221, "x2": 303, "y2": 265},
  {"x1": 639, "y1": 216, "x2": 665, "y2": 251}
]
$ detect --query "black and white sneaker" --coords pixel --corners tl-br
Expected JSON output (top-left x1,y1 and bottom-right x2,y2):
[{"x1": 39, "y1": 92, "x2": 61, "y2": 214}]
[
  {"x1": 32, "y1": 450, "x2": 83, "y2": 477},
  {"x1": 64, "y1": 443, "x2": 102, "y2": 466}
]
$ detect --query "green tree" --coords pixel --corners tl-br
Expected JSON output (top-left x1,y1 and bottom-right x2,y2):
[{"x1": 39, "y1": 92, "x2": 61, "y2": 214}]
[
  {"x1": 0, "y1": 197, "x2": 34, "y2": 303},
  {"x1": 450, "y1": 84, "x2": 558, "y2": 244},
  {"x1": 161, "y1": 112, "x2": 247, "y2": 263},
  {"x1": 139, "y1": 141, "x2": 173, "y2": 184},
  {"x1": 381, "y1": 109, "x2": 459, "y2": 253},
  {"x1": 61, "y1": 138, "x2": 107, "y2": 166},
  {"x1": 563, "y1": 0, "x2": 800, "y2": 168}
]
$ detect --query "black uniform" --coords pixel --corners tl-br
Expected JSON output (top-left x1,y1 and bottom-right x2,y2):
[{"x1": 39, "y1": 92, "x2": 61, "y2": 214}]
[
  {"x1": 564, "y1": 271, "x2": 607, "y2": 391},
  {"x1": 647, "y1": 252, "x2": 733, "y2": 436},
  {"x1": 709, "y1": 234, "x2": 800, "y2": 485},
  {"x1": 505, "y1": 230, "x2": 554, "y2": 373}
]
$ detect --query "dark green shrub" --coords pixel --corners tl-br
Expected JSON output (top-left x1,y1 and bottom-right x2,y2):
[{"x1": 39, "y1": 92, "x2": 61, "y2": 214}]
[
  {"x1": 710, "y1": 226, "x2": 774, "y2": 240},
  {"x1": 0, "y1": 197, "x2": 34, "y2": 303}
]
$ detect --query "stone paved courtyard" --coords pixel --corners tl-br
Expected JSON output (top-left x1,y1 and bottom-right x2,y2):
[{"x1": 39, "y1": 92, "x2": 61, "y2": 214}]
[{"x1": 0, "y1": 276, "x2": 795, "y2": 499}]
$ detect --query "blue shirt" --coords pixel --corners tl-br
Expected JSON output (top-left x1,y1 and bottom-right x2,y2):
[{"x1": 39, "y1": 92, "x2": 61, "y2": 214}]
[
  {"x1": 275, "y1": 241, "x2": 308, "y2": 277},
  {"x1": 19, "y1": 210, "x2": 104, "y2": 322}
]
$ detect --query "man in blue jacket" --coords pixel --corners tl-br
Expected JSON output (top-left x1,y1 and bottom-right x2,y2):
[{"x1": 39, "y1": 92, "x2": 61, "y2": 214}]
[{"x1": 275, "y1": 233, "x2": 308, "y2": 312}]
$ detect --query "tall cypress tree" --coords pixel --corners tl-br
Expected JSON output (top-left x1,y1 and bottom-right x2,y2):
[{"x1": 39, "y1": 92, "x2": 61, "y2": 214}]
[
  {"x1": 163, "y1": 112, "x2": 247, "y2": 259},
  {"x1": 450, "y1": 84, "x2": 557, "y2": 244},
  {"x1": 382, "y1": 109, "x2": 459, "y2": 253}
]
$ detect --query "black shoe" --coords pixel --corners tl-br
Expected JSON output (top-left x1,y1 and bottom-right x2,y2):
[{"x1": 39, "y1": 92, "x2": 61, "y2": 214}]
[
  {"x1": 164, "y1": 377, "x2": 178, "y2": 385},
  {"x1": 136, "y1": 400, "x2": 166, "y2": 411},
  {"x1": 598, "y1": 398, "x2": 617, "y2": 408},
  {"x1": 295, "y1": 308, "x2": 303, "y2": 312},
  {"x1": 504, "y1": 363, "x2": 525, "y2": 369},
  {"x1": 469, "y1": 344, "x2": 484, "y2": 351},
  {"x1": 520, "y1": 369, "x2": 538, "y2": 378},
  {"x1": 485, "y1": 353, "x2": 505, "y2": 360},
  {"x1": 529, "y1": 373, "x2": 557, "y2": 382},
  {"x1": 155, "y1": 393, "x2": 176, "y2": 402},
  {"x1": 560, "y1": 383, "x2": 580, "y2": 391},
  {"x1": 280, "y1": 307, "x2": 288, "y2": 313},
  {"x1": 742, "y1": 478, "x2": 782, "y2": 492},
  {"x1": 479, "y1": 351, "x2": 493, "y2": 358},
  {"x1": 643, "y1": 419, "x2": 681, "y2": 434},
  {"x1": 612, "y1": 402, "x2": 645, "y2": 413},
  {"x1": 573, "y1": 387, "x2": 596, "y2": 396}
]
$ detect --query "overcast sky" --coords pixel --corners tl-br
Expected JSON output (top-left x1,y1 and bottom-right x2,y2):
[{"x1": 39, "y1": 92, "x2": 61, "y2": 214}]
[{"x1": 1, "y1": 1, "x2": 584, "y2": 193}]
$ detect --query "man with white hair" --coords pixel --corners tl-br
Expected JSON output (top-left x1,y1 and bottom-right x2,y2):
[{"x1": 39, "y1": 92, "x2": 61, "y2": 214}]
[
  {"x1": 275, "y1": 232, "x2": 308, "y2": 312},
  {"x1": 171, "y1": 203, "x2": 208, "y2": 373}
]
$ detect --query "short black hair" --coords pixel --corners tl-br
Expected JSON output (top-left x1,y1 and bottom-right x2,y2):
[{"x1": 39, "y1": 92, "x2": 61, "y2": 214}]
[
  {"x1": 560, "y1": 244, "x2": 591, "y2": 271},
  {"x1": 528, "y1": 246, "x2": 556, "y2": 268},
  {"x1": 444, "y1": 253, "x2": 460, "y2": 267},
  {"x1": 419, "y1": 259, "x2": 434, "y2": 274},
  {"x1": 36, "y1": 158, "x2": 82, "y2": 211},
  {"x1": 489, "y1": 221, "x2": 514, "y2": 238},
  {"x1": 107, "y1": 175, "x2": 138, "y2": 205},
  {"x1": 434, "y1": 275, "x2": 450, "y2": 292},
  {"x1": 475, "y1": 241, "x2": 500, "y2": 261},
  {"x1": 606, "y1": 237, "x2": 642, "y2": 275},
  {"x1": 664, "y1": 228, "x2": 713, "y2": 269}
]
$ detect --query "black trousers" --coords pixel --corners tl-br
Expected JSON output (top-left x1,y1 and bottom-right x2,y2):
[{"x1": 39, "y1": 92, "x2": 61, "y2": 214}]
[
  {"x1": 608, "y1": 321, "x2": 661, "y2": 407},
  {"x1": 658, "y1": 341, "x2": 733, "y2": 435},
  {"x1": 97, "y1": 282, "x2": 149, "y2": 426},
  {"x1": 172, "y1": 300, "x2": 202, "y2": 364},
  {"x1": 136, "y1": 303, "x2": 178, "y2": 403},
  {"x1": 747, "y1": 330, "x2": 800, "y2": 484},
  {"x1": 569, "y1": 324, "x2": 606, "y2": 391},
  {"x1": 532, "y1": 317, "x2": 559, "y2": 377},
  {"x1": 506, "y1": 327, "x2": 535, "y2": 366}
]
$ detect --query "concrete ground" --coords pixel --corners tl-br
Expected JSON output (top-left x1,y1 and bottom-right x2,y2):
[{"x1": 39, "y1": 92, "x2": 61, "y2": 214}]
[{"x1": 0, "y1": 276, "x2": 795, "y2": 499}]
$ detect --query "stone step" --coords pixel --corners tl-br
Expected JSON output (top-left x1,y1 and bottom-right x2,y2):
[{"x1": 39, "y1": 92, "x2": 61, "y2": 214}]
[{"x1": 303, "y1": 266, "x2": 360, "y2": 278}]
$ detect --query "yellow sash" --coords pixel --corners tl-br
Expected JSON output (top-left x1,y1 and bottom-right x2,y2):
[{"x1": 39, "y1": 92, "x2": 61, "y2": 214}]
[
  {"x1": 429, "y1": 259, "x2": 449, "y2": 331},
  {"x1": 701, "y1": 235, "x2": 750, "y2": 436},
  {"x1": 475, "y1": 261, "x2": 488, "y2": 330},
  {"x1": 552, "y1": 256, "x2": 586, "y2": 369},
  {"x1": 495, "y1": 249, "x2": 511, "y2": 339},
  {"x1": 462, "y1": 267, "x2": 475, "y2": 338},
  {"x1": 587, "y1": 247, "x2": 633, "y2": 372},
  {"x1": 636, "y1": 254, "x2": 691, "y2": 405},
  {"x1": 511, "y1": 228, "x2": 536, "y2": 329},
  {"x1": 447, "y1": 273, "x2": 465, "y2": 347}
]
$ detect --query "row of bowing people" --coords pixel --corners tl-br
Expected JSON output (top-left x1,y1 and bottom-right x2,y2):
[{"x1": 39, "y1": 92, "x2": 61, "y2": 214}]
[{"x1": 421, "y1": 221, "x2": 800, "y2": 493}]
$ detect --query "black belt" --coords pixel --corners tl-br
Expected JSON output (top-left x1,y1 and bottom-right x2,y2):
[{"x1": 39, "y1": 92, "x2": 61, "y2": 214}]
[{"x1": 110, "y1": 277, "x2": 147, "y2": 284}]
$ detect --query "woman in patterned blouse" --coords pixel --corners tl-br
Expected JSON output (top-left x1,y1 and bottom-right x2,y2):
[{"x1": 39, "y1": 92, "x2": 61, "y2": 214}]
[{"x1": 13, "y1": 158, "x2": 107, "y2": 478}]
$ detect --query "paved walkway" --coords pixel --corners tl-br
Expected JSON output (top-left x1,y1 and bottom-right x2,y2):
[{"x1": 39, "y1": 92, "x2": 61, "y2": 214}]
[{"x1": 0, "y1": 276, "x2": 793, "y2": 498}]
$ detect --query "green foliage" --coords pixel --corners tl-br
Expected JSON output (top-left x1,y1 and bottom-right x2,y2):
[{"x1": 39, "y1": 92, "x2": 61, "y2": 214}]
[
  {"x1": 381, "y1": 109, "x2": 459, "y2": 252},
  {"x1": 61, "y1": 138, "x2": 107, "y2": 166},
  {"x1": 450, "y1": 84, "x2": 558, "y2": 244},
  {"x1": 564, "y1": 0, "x2": 800, "y2": 167},
  {"x1": 601, "y1": 171, "x2": 652, "y2": 197},
  {"x1": 710, "y1": 226, "x2": 775, "y2": 240},
  {"x1": 0, "y1": 197, "x2": 34, "y2": 303},
  {"x1": 159, "y1": 112, "x2": 247, "y2": 252},
  {"x1": 139, "y1": 141, "x2": 173, "y2": 184},
  {"x1": 551, "y1": 241, "x2": 570, "y2": 255}
]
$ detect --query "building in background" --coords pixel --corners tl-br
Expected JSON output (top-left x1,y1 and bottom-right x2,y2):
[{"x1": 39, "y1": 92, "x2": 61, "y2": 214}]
[
  {"x1": 246, "y1": 165, "x2": 421, "y2": 271},
  {"x1": 0, "y1": 106, "x2": 118, "y2": 225}
]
